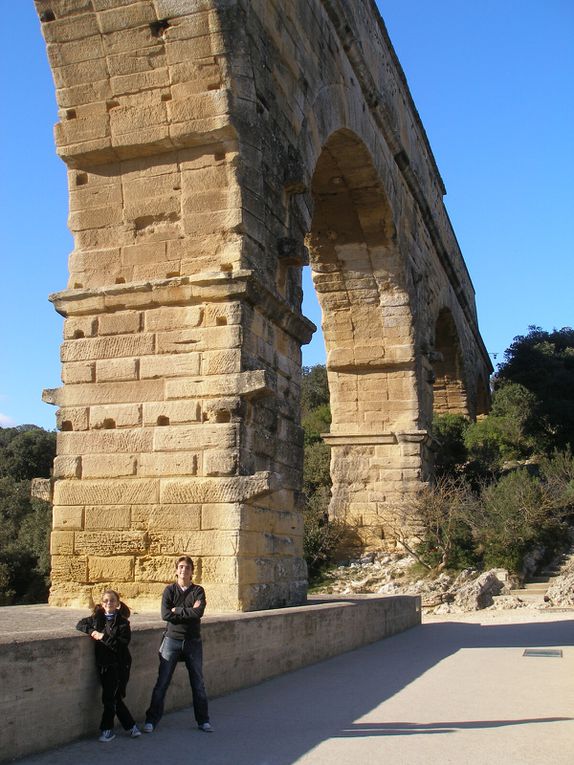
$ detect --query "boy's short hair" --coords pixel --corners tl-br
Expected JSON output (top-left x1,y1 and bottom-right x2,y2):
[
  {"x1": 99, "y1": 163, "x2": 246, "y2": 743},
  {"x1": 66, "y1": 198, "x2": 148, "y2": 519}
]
[{"x1": 176, "y1": 555, "x2": 194, "y2": 570}]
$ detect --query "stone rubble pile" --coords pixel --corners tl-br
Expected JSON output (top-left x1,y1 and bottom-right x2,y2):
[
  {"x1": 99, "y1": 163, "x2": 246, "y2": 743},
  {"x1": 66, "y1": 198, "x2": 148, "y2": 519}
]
[
  {"x1": 313, "y1": 553, "x2": 552, "y2": 614},
  {"x1": 544, "y1": 555, "x2": 574, "y2": 607}
]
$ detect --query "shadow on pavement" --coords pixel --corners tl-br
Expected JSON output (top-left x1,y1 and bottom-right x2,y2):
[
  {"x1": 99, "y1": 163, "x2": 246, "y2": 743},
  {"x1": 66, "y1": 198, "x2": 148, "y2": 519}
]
[
  {"x1": 335, "y1": 716, "x2": 571, "y2": 736},
  {"x1": 17, "y1": 616, "x2": 574, "y2": 765}
]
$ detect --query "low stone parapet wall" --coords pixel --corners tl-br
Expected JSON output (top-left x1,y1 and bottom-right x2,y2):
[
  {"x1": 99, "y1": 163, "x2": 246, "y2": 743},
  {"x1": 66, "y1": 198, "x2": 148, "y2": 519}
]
[{"x1": 0, "y1": 595, "x2": 420, "y2": 761}]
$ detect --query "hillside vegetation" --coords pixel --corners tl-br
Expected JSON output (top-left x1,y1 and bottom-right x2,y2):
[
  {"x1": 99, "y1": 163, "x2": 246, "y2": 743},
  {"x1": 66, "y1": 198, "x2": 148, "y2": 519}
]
[
  {"x1": 302, "y1": 326, "x2": 574, "y2": 582},
  {"x1": 0, "y1": 426, "x2": 55, "y2": 604}
]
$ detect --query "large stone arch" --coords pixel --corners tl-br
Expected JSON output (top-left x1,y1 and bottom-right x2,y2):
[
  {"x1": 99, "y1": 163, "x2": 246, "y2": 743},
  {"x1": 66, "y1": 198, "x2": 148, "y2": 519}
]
[
  {"x1": 35, "y1": 0, "x2": 492, "y2": 610},
  {"x1": 305, "y1": 129, "x2": 421, "y2": 549}
]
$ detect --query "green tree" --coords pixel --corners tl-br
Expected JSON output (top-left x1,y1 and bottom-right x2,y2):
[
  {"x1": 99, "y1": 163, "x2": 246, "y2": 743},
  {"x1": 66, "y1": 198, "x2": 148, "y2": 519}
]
[
  {"x1": 0, "y1": 425, "x2": 56, "y2": 480},
  {"x1": 0, "y1": 425, "x2": 55, "y2": 605},
  {"x1": 0, "y1": 476, "x2": 51, "y2": 604},
  {"x1": 464, "y1": 383, "x2": 538, "y2": 475},
  {"x1": 432, "y1": 413, "x2": 470, "y2": 477},
  {"x1": 301, "y1": 365, "x2": 337, "y2": 579},
  {"x1": 496, "y1": 326, "x2": 574, "y2": 452},
  {"x1": 301, "y1": 365, "x2": 329, "y2": 417}
]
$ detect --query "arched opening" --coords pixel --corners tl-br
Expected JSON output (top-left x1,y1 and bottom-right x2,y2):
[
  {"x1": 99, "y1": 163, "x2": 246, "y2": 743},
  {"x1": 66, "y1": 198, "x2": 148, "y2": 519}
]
[
  {"x1": 304, "y1": 130, "x2": 422, "y2": 552},
  {"x1": 306, "y1": 130, "x2": 416, "y2": 435},
  {"x1": 431, "y1": 309, "x2": 468, "y2": 416},
  {"x1": 475, "y1": 373, "x2": 491, "y2": 417}
]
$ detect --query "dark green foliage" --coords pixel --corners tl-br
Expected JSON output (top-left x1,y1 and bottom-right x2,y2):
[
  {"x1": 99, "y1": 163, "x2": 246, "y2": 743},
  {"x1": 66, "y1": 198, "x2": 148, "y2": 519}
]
[
  {"x1": 496, "y1": 326, "x2": 574, "y2": 452},
  {"x1": 303, "y1": 486, "x2": 343, "y2": 578},
  {"x1": 412, "y1": 452, "x2": 573, "y2": 576},
  {"x1": 432, "y1": 414, "x2": 469, "y2": 477},
  {"x1": 427, "y1": 330, "x2": 574, "y2": 576},
  {"x1": 301, "y1": 365, "x2": 329, "y2": 417},
  {"x1": 301, "y1": 366, "x2": 337, "y2": 579},
  {"x1": 302, "y1": 403, "x2": 331, "y2": 445},
  {"x1": 479, "y1": 468, "x2": 569, "y2": 572},
  {"x1": 0, "y1": 426, "x2": 55, "y2": 605},
  {"x1": 464, "y1": 383, "x2": 538, "y2": 474},
  {"x1": 303, "y1": 440, "x2": 331, "y2": 498},
  {"x1": 0, "y1": 476, "x2": 51, "y2": 604},
  {"x1": 399, "y1": 476, "x2": 480, "y2": 572},
  {"x1": 0, "y1": 425, "x2": 56, "y2": 480}
]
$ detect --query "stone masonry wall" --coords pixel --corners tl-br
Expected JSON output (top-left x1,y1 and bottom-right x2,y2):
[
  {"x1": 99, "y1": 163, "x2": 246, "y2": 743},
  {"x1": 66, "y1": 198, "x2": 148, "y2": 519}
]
[{"x1": 35, "y1": 0, "x2": 491, "y2": 606}]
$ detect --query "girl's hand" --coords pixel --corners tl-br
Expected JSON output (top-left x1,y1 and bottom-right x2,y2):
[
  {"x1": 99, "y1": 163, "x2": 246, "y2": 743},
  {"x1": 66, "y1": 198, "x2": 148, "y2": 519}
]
[
  {"x1": 193, "y1": 600, "x2": 201, "y2": 608},
  {"x1": 90, "y1": 630, "x2": 104, "y2": 640}
]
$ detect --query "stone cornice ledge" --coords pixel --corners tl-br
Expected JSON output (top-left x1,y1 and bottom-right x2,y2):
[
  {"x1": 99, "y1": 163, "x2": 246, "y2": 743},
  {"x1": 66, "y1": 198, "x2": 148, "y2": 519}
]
[
  {"x1": 49, "y1": 270, "x2": 316, "y2": 344},
  {"x1": 323, "y1": 430, "x2": 430, "y2": 446}
]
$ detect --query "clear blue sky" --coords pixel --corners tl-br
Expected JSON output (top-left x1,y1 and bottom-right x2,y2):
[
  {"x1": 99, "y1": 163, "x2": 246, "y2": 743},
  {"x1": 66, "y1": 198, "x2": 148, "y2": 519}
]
[{"x1": 0, "y1": 1, "x2": 572, "y2": 430}]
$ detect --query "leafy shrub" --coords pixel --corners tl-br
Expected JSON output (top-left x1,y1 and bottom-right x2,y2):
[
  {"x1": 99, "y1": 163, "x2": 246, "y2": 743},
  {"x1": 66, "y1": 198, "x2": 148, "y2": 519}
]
[{"x1": 432, "y1": 414, "x2": 469, "y2": 477}]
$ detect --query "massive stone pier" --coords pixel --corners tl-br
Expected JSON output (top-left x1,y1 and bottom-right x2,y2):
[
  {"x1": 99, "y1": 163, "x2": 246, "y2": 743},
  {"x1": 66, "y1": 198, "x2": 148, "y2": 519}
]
[{"x1": 35, "y1": 0, "x2": 491, "y2": 610}]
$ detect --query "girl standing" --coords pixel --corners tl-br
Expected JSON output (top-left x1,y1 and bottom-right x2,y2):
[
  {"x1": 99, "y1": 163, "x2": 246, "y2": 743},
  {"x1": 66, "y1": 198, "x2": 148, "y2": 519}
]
[{"x1": 76, "y1": 589, "x2": 141, "y2": 742}]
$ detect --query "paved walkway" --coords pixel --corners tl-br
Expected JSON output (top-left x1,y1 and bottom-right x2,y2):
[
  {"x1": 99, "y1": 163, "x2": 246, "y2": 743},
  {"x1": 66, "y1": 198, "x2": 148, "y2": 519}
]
[{"x1": 14, "y1": 610, "x2": 574, "y2": 765}]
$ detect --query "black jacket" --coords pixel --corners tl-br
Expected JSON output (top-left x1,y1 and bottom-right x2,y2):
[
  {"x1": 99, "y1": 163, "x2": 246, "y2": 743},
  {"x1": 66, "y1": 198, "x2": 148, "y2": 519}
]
[
  {"x1": 76, "y1": 608, "x2": 133, "y2": 671},
  {"x1": 161, "y1": 583, "x2": 206, "y2": 640}
]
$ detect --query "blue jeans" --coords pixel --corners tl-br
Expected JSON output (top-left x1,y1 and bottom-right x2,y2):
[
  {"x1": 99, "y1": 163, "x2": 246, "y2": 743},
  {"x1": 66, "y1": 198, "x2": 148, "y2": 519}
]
[{"x1": 145, "y1": 636, "x2": 209, "y2": 726}]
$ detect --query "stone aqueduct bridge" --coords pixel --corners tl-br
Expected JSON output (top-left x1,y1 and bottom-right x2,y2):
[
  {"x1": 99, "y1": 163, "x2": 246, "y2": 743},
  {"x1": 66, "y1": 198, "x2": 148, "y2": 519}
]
[{"x1": 35, "y1": 0, "x2": 492, "y2": 612}]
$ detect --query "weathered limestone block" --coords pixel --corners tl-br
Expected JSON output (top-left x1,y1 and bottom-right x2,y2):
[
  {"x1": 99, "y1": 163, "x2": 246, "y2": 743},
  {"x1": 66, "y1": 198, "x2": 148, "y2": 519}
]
[
  {"x1": 144, "y1": 305, "x2": 203, "y2": 331},
  {"x1": 140, "y1": 353, "x2": 201, "y2": 379},
  {"x1": 57, "y1": 407, "x2": 89, "y2": 431},
  {"x1": 201, "y1": 349, "x2": 242, "y2": 375},
  {"x1": 61, "y1": 334, "x2": 154, "y2": 362},
  {"x1": 54, "y1": 478, "x2": 159, "y2": 506},
  {"x1": 75, "y1": 531, "x2": 148, "y2": 555},
  {"x1": 53, "y1": 506, "x2": 83, "y2": 530},
  {"x1": 95, "y1": 358, "x2": 139, "y2": 382},
  {"x1": 142, "y1": 400, "x2": 201, "y2": 426},
  {"x1": 62, "y1": 362, "x2": 95, "y2": 384},
  {"x1": 57, "y1": 429, "x2": 154, "y2": 455},
  {"x1": 153, "y1": 423, "x2": 237, "y2": 452},
  {"x1": 45, "y1": 380, "x2": 165, "y2": 407},
  {"x1": 53, "y1": 456, "x2": 82, "y2": 479},
  {"x1": 84, "y1": 505, "x2": 131, "y2": 530},
  {"x1": 137, "y1": 452, "x2": 199, "y2": 477},
  {"x1": 135, "y1": 555, "x2": 179, "y2": 583},
  {"x1": 131, "y1": 504, "x2": 201, "y2": 531},
  {"x1": 203, "y1": 450, "x2": 237, "y2": 476},
  {"x1": 50, "y1": 530, "x2": 75, "y2": 555},
  {"x1": 160, "y1": 473, "x2": 270, "y2": 504},
  {"x1": 90, "y1": 403, "x2": 142, "y2": 429},
  {"x1": 98, "y1": 312, "x2": 141, "y2": 335},
  {"x1": 199, "y1": 556, "x2": 239, "y2": 584},
  {"x1": 81, "y1": 454, "x2": 137, "y2": 478},
  {"x1": 156, "y1": 325, "x2": 240, "y2": 354},
  {"x1": 51, "y1": 554, "x2": 88, "y2": 583},
  {"x1": 148, "y1": 530, "x2": 240, "y2": 557},
  {"x1": 89, "y1": 555, "x2": 135, "y2": 583},
  {"x1": 63, "y1": 316, "x2": 97, "y2": 339}
]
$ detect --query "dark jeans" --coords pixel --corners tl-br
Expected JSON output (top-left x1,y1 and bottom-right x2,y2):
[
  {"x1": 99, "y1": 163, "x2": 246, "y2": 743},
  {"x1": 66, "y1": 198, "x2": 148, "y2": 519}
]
[
  {"x1": 99, "y1": 665, "x2": 136, "y2": 732},
  {"x1": 146, "y1": 636, "x2": 209, "y2": 726}
]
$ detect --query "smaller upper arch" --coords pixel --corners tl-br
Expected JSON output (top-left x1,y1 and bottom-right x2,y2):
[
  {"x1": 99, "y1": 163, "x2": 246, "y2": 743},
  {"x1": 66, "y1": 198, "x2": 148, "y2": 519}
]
[{"x1": 430, "y1": 307, "x2": 469, "y2": 417}]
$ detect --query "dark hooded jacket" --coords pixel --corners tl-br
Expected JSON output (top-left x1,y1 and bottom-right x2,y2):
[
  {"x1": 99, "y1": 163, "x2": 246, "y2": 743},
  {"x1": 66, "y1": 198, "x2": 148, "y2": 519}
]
[{"x1": 76, "y1": 605, "x2": 133, "y2": 681}]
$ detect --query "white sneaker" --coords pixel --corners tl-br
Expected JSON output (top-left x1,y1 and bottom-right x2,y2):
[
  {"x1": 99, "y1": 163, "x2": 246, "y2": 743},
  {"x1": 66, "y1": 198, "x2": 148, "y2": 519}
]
[
  {"x1": 143, "y1": 722, "x2": 154, "y2": 733},
  {"x1": 130, "y1": 725, "x2": 141, "y2": 738},
  {"x1": 99, "y1": 730, "x2": 115, "y2": 742},
  {"x1": 198, "y1": 722, "x2": 213, "y2": 732}
]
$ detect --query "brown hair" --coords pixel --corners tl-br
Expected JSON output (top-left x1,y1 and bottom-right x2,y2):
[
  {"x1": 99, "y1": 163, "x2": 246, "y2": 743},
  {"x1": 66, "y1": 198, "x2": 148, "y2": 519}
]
[{"x1": 176, "y1": 555, "x2": 194, "y2": 570}]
